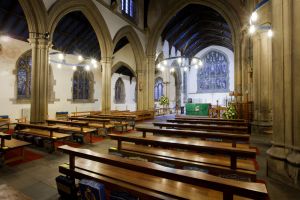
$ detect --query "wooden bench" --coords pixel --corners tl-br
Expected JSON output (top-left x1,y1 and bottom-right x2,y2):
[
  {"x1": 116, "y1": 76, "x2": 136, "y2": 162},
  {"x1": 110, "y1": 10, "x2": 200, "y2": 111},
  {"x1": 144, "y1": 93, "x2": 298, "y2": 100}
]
[
  {"x1": 0, "y1": 132, "x2": 30, "y2": 165},
  {"x1": 14, "y1": 123, "x2": 70, "y2": 152},
  {"x1": 153, "y1": 122, "x2": 250, "y2": 134},
  {"x1": 175, "y1": 115, "x2": 246, "y2": 122},
  {"x1": 89, "y1": 115, "x2": 136, "y2": 130},
  {"x1": 46, "y1": 119, "x2": 96, "y2": 143},
  {"x1": 0, "y1": 117, "x2": 10, "y2": 132},
  {"x1": 58, "y1": 145, "x2": 268, "y2": 200},
  {"x1": 135, "y1": 126, "x2": 250, "y2": 147},
  {"x1": 108, "y1": 134, "x2": 256, "y2": 170},
  {"x1": 68, "y1": 117, "x2": 115, "y2": 135},
  {"x1": 109, "y1": 143, "x2": 256, "y2": 181}
]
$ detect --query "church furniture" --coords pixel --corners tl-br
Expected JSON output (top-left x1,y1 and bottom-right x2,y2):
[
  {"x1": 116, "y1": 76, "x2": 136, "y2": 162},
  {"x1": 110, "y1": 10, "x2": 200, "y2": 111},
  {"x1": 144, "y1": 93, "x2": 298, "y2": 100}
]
[
  {"x1": 0, "y1": 116, "x2": 10, "y2": 132},
  {"x1": 185, "y1": 103, "x2": 210, "y2": 116},
  {"x1": 109, "y1": 143, "x2": 256, "y2": 181},
  {"x1": 55, "y1": 112, "x2": 69, "y2": 120},
  {"x1": 89, "y1": 115, "x2": 136, "y2": 130},
  {"x1": 68, "y1": 117, "x2": 115, "y2": 135},
  {"x1": 0, "y1": 132, "x2": 30, "y2": 165},
  {"x1": 46, "y1": 119, "x2": 96, "y2": 143},
  {"x1": 0, "y1": 184, "x2": 31, "y2": 200},
  {"x1": 153, "y1": 122, "x2": 250, "y2": 134},
  {"x1": 108, "y1": 134, "x2": 256, "y2": 170},
  {"x1": 135, "y1": 126, "x2": 250, "y2": 147},
  {"x1": 58, "y1": 145, "x2": 268, "y2": 200},
  {"x1": 14, "y1": 123, "x2": 69, "y2": 152},
  {"x1": 175, "y1": 115, "x2": 246, "y2": 122}
]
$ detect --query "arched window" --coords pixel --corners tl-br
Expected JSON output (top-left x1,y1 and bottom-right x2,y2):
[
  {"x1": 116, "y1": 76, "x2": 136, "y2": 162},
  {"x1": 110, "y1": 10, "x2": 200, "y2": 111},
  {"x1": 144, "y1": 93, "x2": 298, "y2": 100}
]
[
  {"x1": 115, "y1": 77, "x2": 126, "y2": 104},
  {"x1": 121, "y1": 0, "x2": 136, "y2": 20},
  {"x1": 16, "y1": 51, "x2": 32, "y2": 99},
  {"x1": 73, "y1": 67, "x2": 91, "y2": 100},
  {"x1": 197, "y1": 50, "x2": 229, "y2": 93},
  {"x1": 154, "y1": 78, "x2": 164, "y2": 101}
]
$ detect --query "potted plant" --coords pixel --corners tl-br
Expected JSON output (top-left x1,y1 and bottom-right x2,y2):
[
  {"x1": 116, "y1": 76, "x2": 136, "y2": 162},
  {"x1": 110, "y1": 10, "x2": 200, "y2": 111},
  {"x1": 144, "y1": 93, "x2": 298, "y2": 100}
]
[
  {"x1": 159, "y1": 96, "x2": 169, "y2": 114},
  {"x1": 222, "y1": 104, "x2": 238, "y2": 119}
]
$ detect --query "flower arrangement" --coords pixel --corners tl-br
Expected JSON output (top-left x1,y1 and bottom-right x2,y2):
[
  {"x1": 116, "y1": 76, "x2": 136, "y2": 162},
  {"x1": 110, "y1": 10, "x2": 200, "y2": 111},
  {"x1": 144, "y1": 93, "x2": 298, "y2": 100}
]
[
  {"x1": 222, "y1": 104, "x2": 238, "y2": 119},
  {"x1": 159, "y1": 96, "x2": 169, "y2": 106}
]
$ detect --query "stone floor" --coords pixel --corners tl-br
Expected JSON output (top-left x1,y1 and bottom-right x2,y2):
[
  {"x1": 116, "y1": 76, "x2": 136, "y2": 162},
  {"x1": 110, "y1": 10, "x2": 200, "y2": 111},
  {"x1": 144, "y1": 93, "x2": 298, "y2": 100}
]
[{"x1": 0, "y1": 115, "x2": 299, "y2": 200}]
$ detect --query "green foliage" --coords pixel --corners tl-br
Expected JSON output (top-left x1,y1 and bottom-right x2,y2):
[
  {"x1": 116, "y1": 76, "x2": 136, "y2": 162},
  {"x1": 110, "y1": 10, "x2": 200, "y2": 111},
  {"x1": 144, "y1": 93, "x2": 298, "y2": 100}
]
[
  {"x1": 223, "y1": 104, "x2": 238, "y2": 119},
  {"x1": 159, "y1": 96, "x2": 169, "y2": 106}
]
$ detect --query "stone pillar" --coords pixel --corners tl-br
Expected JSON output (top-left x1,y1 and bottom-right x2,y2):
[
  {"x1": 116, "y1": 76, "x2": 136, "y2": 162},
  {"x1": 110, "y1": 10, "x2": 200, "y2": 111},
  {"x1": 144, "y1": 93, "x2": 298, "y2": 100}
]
[
  {"x1": 29, "y1": 36, "x2": 51, "y2": 123},
  {"x1": 252, "y1": 31, "x2": 273, "y2": 131},
  {"x1": 145, "y1": 55, "x2": 155, "y2": 110},
  {"x1": 267, "y1": 0, "x2": 300, "y2": 187},
  {"x1": 101, "y1": 57, "x2": 112, "y2": 114},
  {"x1": 136, "y1": 70, "x2": 144, "y2": 110}
]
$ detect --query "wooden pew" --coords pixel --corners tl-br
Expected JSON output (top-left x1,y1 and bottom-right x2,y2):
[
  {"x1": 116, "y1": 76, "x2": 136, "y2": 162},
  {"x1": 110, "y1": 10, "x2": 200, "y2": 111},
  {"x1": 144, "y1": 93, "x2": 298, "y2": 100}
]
[
  {"x1": 58, "y1": 145, "x2": 268, "y2": 200},
  {"x1": 46, "y1": 119, "x2": 97, "y2": 143},
  {"x1": 68, "y1": 117, "x2": 115, "y2": 135},
  {"x1": 0, "y1": 117, "x2": 10, "y2": 132},
  {"x1": 108, "y1": 134, "x2": 256, "y2": 170},
  {"x1": 14, "y1": 123, "x2": 70, "y2": 152},
  {"x1": 135, "y1": 126, "x2": 250, "y2": 147},
  {"x1": 0, "y1": 132, "x2": 30, "y2": 165},
  {"x1": 153, "y1": 122, "x2": 250, "y2": 134},
  {"x1": 89, "y1": 115, "x2": 136, "y2": 130},
  {"x1": 175, "y1": 115, "x2": 246, "y2": 122}
]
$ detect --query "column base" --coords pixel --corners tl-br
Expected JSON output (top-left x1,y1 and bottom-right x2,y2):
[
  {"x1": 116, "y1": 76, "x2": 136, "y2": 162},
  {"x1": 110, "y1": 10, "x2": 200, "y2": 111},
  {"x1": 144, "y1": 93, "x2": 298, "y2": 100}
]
[
  {"x1": 251, "y1": 120, "x2": 272, "y2": 134},
  {"x1": 267, "y1": 146, "x2": 300, "y2": 188}
]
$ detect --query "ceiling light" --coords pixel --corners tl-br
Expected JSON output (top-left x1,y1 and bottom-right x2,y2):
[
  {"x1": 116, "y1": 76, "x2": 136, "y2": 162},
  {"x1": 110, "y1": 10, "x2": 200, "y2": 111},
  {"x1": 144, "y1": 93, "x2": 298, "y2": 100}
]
[
  {"x1": 268, "y1": 29, "x2": 273, "y2": 37},
  {"x1": 93, "y1": 63, "x2": 98, "y2": 68},
  {"x1": 160, "y1": 66, "x2": 165, "y2": 72},
  {"x1": 163, "y1": 60, "x2": 167, "y2": 65},
  {"x1": 250, "y1": 12, "x2": 258, "y2": 23},
  {"x1": 249, "y1": 25, "x2": 256, "y2": 34},
  {"x1": 58, "y1": 53, "x2": 64, "y2": 60},
  {"x1": 170, "y1": 68, "x2": 175, "y2": 73},
  {"x1": 194, "y1": 65, "x2": 199, "y2": 69},
  {"x1": 72, "y1": 66, "x2": 77, "y2": 71},
  {"x1": 183, "y1": 67, "x2": 188, "y2": 71},
  {"x1": 198, "y1": 60, "x2": 203, "y2": 66},
  {"x1": 0, "y1": 35, "x2": 10, "y2": 42},
  {"x1": 91, "y1": 59, "x2": 96, "y2": 64},
  {"x1": 177, "y1": 58, "x2": 182, "y2": 64},
  {"x1": 157, "y1": 63, "x2": 161, "y2": 69},
  {"x1": 85, "y1": 65, "x2": 90, "y2": 71},
  {"x1": 78, "y1": 55, "x2": 83, "y2": 61},
  {"x1": 192, "y1": 58, "x2": 198, "y2": 65},
  {"x1": 57, "y1": 64, "x2": 62, "y2": 69}
]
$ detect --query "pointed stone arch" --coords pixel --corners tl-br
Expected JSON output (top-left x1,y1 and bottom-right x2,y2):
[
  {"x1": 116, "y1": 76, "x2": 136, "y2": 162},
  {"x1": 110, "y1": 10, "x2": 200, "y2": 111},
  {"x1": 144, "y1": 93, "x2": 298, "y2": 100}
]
[
  {"x1": 146, "y1": 0, "x2": 242, "y2": 91},
  {"x1": 111, "y1": 61, "x2": 137, "y2": 78},
  {"x1": 113, "y1": 25, "x2": 146, "y2": 110},
  {"x1": 47, "y1": 0, "x2": 113, "y2": 58}
]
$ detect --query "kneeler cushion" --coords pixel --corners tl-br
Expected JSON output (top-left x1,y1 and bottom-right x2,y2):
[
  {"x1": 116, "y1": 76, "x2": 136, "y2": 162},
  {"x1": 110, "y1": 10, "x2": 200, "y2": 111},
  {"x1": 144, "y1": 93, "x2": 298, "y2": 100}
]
[{"x1": 79, "y1": 179, "x2": 105, "y2": 200}]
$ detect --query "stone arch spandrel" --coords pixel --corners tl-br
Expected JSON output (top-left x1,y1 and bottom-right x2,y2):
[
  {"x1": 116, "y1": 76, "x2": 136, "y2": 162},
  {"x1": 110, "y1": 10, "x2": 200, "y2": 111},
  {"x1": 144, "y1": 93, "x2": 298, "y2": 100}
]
[
  {"x1": 47, "y1": 0, "x2": 113, "y2": 58},
  {"x1": 111, "y1": 61, "x2": 137, "y2": 78}
]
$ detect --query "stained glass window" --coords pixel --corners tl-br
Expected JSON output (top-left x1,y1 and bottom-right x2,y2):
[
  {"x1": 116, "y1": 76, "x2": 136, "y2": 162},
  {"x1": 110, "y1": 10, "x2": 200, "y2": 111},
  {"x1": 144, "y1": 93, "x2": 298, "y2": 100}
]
[
  {"x1": 17, "y1": 51, "x2": 32, "y2": 99},
  {"x1": 197, "y1": 50, "x2": 229, "y2": 93},
  {"x1": 115, "y1": 77, "x2": 126, "y2": 104},
  {"x1": 121, "y1": 0, "x2": 136, "y2": 19},
  {"x1": 73, "y1": 67, "x2": 91, "y2": 100},
  {"x1": 154, "y1": 77, "x2": 163, "y2": 101}
]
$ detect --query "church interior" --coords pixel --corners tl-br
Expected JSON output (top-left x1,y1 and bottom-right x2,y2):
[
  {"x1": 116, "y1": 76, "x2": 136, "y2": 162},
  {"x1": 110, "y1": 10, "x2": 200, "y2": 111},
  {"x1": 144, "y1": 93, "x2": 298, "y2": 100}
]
[{"x1": 0, "y1": 0, "x2": 300, "y2": 199}]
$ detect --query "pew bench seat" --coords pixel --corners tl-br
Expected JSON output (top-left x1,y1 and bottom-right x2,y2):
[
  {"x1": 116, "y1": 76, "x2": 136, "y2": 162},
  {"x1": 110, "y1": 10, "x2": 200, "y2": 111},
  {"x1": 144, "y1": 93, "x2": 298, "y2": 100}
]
[
  {"x1": 109, "y1": 143, "x2": 256, "y2": 181},
  {"x1": 0, "y1": 138, "x2": 30, "y2": 165},
  {"x1": 17, "y1": 128, "x2": 69, "y2": 140}
]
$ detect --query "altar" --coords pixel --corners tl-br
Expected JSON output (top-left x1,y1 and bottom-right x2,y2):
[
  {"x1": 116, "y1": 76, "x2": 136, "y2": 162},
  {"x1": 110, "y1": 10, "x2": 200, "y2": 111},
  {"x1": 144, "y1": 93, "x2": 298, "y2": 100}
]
[{"x1": 185, "y1": 103, "x2": 210, "y2": 116}]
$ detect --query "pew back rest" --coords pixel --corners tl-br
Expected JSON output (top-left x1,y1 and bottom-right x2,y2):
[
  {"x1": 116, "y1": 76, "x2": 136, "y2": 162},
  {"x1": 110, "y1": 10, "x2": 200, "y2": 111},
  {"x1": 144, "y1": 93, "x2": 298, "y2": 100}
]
[
  {"x1": 16, "y1": 123, "x2": 58, "y2": 132},
  {"x1": 46, "y1": 119, "x2": 88, "y2": 127},
  {"x1": 58, "y1": 145, "x2": 268, "y2": 200}
]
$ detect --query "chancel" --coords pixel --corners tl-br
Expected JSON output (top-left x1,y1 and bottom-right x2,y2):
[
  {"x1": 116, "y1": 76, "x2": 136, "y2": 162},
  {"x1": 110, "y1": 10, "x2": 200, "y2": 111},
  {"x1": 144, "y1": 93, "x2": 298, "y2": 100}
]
[{"x1": 0, "y1": 0, "x2": 299, "y2": 199}]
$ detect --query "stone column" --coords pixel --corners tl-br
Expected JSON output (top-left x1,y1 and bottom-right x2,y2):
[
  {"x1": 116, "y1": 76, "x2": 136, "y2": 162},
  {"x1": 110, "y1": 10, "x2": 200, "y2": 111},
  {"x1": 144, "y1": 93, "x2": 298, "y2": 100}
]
[
  {"x1": 252, "y1": 31, "x2": 273, "y2": 131},
  {"x1": 101, "y1": 57, "x2": 112, "y2": 114},
  {"x1": 29, "y1": 36, "x2": 51, "y2": 123},
  {"x1": 267, "y1": 0, "x2": 300, "y2": 187},
  {"x1": 144, "y1": 55, "x2": 155, "y2": 110}
]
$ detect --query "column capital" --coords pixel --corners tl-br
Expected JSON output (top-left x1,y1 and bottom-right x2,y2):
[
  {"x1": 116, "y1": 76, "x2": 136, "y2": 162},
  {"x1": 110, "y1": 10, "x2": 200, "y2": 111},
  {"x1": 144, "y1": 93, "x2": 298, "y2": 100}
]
[{"x1": 101, "y1": 57, "x2": 112, "y2": 64}]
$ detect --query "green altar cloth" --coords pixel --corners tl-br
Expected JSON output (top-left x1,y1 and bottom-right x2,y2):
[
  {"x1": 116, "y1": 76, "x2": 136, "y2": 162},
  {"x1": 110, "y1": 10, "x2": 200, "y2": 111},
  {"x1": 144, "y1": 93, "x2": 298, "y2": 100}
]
[{"x1": 186, "y1": 103, "x2": 210, "y2": 116}]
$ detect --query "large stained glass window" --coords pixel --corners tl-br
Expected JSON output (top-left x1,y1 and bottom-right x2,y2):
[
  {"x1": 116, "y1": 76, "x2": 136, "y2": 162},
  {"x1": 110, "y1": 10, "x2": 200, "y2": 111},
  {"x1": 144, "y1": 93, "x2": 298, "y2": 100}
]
[
  {"x1": 121, "y1": 0, "x2": 136, "y2": 19},
  {"x1": 197, "y1": 50, "x2": 229, "y2": 93},
  {"x1": 154, "y1": 77, "x2": 163, "y2": 101},
  {"x1": 115, "y1": 77, "x2": 126, "y2": 104},
  {"x1": 17, "y1": 51, "x2": 32, "y2": 99},
  {"x1": 73, "y1": 67, "x2": 91, "y2": 100}
]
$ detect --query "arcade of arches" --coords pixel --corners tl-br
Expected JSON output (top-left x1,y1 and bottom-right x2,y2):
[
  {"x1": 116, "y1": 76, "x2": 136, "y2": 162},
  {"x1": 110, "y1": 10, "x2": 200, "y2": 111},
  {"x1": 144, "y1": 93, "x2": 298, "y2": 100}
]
[{"x1": 0, "y1": 0, "x2": 300, "y2": 199}]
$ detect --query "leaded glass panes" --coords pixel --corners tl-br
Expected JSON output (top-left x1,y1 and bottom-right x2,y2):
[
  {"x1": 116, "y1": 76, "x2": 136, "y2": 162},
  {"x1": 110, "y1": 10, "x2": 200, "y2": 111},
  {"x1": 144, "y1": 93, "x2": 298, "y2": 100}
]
[
  {"x1": 154, "y1": 78, "x2": 163, "y2": 101},
  {"x1": 121, "y1": 0, "x2": 136, "y2": 19},
  {"x1": 17, "y1": 51, "x2": 31, "y2": 99},
  {"x1": 197, "y1": 50, "x2": 229, "y2": 93},
  {"x1": 73, "y1": 67, "x2": 90, "y2": 100},
  {"x1": 115, "y1": 77, "x2": 125, "y2": 104}
]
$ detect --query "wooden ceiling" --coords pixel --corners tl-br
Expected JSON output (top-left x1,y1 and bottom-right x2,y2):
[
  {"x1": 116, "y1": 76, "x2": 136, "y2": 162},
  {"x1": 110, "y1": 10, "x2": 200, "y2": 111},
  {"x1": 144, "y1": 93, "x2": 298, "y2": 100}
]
[
  {"x1": 0, "y1": 1, "x2": 100, "y2": 60},
  {"x1": 161, "y1": 4, "x2": 233, "y2": 58}
]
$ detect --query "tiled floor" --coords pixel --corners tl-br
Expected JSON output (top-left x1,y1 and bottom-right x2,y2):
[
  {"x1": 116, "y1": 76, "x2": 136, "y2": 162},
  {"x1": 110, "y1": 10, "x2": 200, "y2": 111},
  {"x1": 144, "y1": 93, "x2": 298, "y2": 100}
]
[{"x1": 0, "y1": 116, "x2": 299, "y2": 200}]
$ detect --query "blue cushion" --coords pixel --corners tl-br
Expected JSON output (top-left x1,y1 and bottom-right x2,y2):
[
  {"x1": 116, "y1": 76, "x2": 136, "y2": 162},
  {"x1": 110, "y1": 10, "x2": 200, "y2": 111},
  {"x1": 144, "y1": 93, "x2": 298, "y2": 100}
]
[
  {"x1": 0, "y1": 115, "x2": 9, "y2": 119},
  {"x1": 79, "y1": 179, "x2": 105, "y2": 200}
]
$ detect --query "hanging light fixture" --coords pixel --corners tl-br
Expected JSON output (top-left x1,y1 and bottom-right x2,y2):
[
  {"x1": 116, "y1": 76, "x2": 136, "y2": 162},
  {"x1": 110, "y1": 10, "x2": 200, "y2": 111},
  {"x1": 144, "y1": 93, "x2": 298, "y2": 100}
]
[{"x1": 156, "y1": 56, "x2": 203, "y2": 72}]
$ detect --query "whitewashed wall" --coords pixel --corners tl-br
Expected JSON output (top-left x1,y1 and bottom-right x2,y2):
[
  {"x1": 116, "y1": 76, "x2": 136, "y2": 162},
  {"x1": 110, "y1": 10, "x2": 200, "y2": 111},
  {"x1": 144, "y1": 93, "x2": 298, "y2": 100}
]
[
  {"x1": 0, "y1": 37, "x2": 102, "y2": 120},
  {"x1": 187, "y1": 46, "x2": 234, "y2": 106},
  {"x1": 112, "y1": 44, "x2": 136, "y2": 71},
  {"x1": 111, "y1": 74, "x2": 136, "y2": 111}
]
